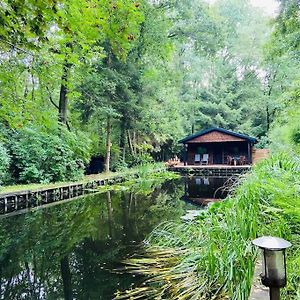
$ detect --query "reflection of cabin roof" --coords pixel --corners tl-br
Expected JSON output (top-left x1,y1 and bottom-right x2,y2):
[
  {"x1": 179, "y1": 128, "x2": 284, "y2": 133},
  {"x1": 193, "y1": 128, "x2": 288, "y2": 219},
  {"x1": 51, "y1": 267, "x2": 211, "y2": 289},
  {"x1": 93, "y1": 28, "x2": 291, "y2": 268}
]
[{"x1": 178, "y1": 127, "x2": 257, "y2": 144}]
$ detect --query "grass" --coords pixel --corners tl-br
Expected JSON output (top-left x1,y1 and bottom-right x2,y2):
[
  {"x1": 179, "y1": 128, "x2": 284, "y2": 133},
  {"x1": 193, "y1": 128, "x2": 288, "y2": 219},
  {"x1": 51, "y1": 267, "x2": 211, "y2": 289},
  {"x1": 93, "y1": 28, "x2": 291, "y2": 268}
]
[
  {"x1": 0, "y1": 173, "x2": 116, "y2": 194},
  {"x1": 115, "y1": 153, "x2": 300, "y2": 300},
  {"x1": 0, "y1": 162, "x2": 168, "y2": 194}
]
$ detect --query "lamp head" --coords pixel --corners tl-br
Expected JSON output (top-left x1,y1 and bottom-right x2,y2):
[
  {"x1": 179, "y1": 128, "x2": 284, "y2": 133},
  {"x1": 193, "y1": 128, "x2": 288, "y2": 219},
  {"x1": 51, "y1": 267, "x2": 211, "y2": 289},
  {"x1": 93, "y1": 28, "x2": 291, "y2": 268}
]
[
  {"x1": 252, "y1": 236, "x2": 291, "y2": 251},
  {"x1": 252, "y1": 236, "x2": 291, "y2": 288}
]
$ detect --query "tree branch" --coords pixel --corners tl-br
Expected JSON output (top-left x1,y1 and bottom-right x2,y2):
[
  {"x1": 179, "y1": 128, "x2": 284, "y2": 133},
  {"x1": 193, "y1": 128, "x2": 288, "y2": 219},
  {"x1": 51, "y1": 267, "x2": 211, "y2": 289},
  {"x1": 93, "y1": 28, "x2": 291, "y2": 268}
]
[
  {"x1": 45, "y1": 86, "x2": 59, "y2": 109},
  {"x1": 46, "y1": 85, "x2": 71, "y2": 131}
]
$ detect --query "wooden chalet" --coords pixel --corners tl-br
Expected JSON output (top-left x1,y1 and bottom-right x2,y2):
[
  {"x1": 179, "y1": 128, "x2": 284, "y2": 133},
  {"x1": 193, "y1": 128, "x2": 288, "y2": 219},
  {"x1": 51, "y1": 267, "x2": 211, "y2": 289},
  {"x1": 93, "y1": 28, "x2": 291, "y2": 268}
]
[{"x1": 179, "y1": 127, "x2": 257, "y2": 166}]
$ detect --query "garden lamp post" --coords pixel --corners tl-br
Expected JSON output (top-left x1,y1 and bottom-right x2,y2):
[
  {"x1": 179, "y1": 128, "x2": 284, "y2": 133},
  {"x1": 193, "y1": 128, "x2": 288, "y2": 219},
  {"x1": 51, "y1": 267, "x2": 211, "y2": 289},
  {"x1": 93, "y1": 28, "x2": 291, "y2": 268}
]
[{"x1": 252, "y1": 236, "x2": 292, "y2": 300}]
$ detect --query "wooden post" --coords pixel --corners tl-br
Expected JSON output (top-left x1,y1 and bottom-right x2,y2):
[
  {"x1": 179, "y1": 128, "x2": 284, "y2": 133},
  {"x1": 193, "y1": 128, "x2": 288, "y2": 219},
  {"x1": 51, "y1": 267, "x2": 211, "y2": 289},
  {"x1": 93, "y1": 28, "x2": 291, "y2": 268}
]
[
  {"x1": 25, "y1": 193, "x2": 29, "y2": 208},
  {"x1": 4, "y1": 197, "x2": 7, "y2": 213},
  {"x1": 248, "y1": 142, "x2": 252, "y2": 164},
  {"x1": 270, "y1": 287, "x2": 280, "y2": 300}
]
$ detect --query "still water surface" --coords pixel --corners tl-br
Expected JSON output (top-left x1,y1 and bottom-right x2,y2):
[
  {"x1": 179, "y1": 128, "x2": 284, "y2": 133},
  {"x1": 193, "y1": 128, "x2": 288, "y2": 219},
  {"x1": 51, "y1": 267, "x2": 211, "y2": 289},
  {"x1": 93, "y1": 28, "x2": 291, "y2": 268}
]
[{"x1": 0, "y1": 176, "x2": 230, "y2": 299}]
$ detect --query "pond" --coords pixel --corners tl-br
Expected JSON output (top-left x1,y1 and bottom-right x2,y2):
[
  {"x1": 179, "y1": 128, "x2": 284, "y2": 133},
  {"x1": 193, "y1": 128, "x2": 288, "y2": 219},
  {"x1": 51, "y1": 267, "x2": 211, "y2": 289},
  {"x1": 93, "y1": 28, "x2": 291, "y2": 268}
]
[{"x1": 0, "y1": 175, "x2": 233, "y2": 299}]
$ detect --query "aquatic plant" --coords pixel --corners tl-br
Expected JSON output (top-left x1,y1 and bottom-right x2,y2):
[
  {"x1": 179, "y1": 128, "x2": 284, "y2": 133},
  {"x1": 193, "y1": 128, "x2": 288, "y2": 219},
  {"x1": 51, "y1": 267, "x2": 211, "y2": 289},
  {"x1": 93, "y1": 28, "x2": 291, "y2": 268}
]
[
  {"x1": 98, "y1": 162, "x2": 179, "y2": 194},
  {"x1": 115, "y1": 153, "x2": 300, "y2": 299}
]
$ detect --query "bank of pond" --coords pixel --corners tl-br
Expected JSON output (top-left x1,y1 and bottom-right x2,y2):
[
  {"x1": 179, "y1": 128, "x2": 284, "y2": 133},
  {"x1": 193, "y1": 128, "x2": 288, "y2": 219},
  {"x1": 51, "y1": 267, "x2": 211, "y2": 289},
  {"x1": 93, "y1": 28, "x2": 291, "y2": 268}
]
[
  {"x1": 0, "y1": 174, "x2": 230, "y2": 299},
  {"x1": 0, "y1": 155, "x2": 299, "y2": 299}
]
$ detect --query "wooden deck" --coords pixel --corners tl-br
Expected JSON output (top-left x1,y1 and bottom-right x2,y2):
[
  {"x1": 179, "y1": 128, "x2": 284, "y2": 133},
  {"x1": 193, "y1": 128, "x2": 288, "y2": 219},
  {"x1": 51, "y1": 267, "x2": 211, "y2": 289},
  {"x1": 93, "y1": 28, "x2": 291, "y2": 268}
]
[
  {"x1": 0, "y1": 175, "x2": 127, "y2": 218},
  {"x1": 171, "y1": 163, "x2": 251, "y2": 169},
  {"x1": 169, "y1": 163, "x2": 250, "y2": 176}
]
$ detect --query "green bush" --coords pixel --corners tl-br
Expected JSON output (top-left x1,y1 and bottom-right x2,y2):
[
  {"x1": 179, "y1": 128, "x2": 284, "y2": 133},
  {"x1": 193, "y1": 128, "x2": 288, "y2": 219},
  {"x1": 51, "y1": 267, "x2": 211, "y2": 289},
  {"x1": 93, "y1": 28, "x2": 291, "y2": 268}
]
[
  {"x1": 291, "y1": 127, "x2": 300, "y2": 145},
  {"x1": 112, "y1": 158, "x2": 128, "y2": 172},
  {"x1": 9, "y1": 126, "x2": 91, "y2": 183},
  {"x1": 270, "y1": 105, "x2": 300, "y2": 154},
  {"x1": 255, "y1": 135, "x2": 269, "y2": 148},
  {"x1": 0, "y1": 142, "x2": 10, "y2": 185},
  {"x1": 126, "y1": 153, "x2": 154, "y2": 168}
]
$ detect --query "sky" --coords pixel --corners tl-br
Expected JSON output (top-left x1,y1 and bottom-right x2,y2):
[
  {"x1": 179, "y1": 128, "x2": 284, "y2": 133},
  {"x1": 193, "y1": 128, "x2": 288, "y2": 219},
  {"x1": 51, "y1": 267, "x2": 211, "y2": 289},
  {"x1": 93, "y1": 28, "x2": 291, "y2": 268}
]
[
  {"x1": 205, "y1": 0, "x2": 280, "y2": 17},
  {"x1": 250, "y1": 0, "x2": 280, "y2": 16}
]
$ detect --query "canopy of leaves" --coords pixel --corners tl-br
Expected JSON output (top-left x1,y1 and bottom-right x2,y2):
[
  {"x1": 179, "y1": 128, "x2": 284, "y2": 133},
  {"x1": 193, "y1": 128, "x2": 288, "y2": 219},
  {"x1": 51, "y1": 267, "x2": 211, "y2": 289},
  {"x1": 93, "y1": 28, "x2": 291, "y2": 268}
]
[{"x1": 0, "y1": 0, "x2": 297, "y2": 182}]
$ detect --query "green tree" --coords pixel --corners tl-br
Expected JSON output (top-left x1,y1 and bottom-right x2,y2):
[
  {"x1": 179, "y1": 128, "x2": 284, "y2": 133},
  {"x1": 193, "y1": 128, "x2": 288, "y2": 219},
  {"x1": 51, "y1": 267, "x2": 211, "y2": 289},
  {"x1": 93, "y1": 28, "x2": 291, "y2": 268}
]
[{"x1": 266, "y1": 0, "x2": 300, "y2": 151}]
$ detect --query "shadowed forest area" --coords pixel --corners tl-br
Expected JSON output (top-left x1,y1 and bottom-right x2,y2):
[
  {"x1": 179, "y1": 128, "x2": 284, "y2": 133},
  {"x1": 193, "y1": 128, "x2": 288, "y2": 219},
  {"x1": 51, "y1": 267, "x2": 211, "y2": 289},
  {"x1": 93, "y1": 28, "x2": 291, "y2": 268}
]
[{"x1": 0, "y1": 0, "x2": 299, "y2": 185}]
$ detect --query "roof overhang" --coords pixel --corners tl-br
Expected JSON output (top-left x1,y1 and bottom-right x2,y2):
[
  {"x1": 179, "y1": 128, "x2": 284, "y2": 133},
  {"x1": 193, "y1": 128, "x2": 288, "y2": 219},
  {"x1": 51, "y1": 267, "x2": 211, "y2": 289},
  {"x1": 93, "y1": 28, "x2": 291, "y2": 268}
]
[{"x1": 178, "y1": 127, "x2": 257, "y2": 144}]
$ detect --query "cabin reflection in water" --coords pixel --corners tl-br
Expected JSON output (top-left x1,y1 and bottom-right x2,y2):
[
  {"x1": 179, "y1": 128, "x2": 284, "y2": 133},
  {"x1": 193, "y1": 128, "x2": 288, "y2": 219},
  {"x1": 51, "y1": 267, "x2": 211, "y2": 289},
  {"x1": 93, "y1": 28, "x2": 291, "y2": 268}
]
[{"x1": 182, "y1": 176, "x2": 231, "y2": 206}]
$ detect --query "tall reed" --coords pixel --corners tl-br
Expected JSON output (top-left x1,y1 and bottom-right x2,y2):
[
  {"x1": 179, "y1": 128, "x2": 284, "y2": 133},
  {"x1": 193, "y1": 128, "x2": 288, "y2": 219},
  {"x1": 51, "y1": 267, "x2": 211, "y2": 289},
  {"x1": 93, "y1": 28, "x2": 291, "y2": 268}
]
[{"x1": 115, "y1": 153, "x2": 300, "y2": 299}]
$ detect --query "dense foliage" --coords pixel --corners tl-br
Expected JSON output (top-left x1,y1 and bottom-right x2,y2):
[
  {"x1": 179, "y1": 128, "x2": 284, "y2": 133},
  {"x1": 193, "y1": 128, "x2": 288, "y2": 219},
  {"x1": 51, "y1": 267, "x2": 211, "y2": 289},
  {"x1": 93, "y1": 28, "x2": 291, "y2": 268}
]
[
  {"x1": 0, "y1": 0, "x2": 285, "y2": 184},
  {"x1": 0, "y1": 142, "x2": 10, "y2": 185},
  {"x1": 267, "y1": 0, "x2": 300, "y2": 153},
  {"x1": 8, "y1": 126, "x2": 90, "y2": 183}
]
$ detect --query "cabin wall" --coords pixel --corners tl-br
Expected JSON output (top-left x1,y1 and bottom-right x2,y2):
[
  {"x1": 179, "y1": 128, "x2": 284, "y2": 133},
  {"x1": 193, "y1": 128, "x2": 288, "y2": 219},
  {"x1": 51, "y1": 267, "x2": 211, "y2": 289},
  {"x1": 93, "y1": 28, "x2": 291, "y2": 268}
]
[
  {"x1": 187, "y1": 144, "x2": 214, "y2": 165},
  {"x1": 186, "y1": 141, "x2": 251, "y2": 165}
]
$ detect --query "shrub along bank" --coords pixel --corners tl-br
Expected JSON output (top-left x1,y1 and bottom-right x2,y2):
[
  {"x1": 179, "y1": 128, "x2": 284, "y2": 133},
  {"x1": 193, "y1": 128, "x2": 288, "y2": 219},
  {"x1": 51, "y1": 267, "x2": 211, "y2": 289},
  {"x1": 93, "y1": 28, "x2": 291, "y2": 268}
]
[
  {"x1": 0, "y1": 162, "x2": 173, "y2": 195},
  {"x1": 115, "y1": 153, "x2": 300, "y2": 300},
  {"x1": 0, "y1": 125, "x2": 91, "y2": 185}
]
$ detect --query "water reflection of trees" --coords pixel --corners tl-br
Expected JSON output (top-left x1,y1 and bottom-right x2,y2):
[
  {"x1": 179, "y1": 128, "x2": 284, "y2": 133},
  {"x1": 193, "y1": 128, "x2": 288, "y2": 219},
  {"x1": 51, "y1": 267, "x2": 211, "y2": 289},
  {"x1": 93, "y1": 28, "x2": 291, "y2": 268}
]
[{"x1": 0, "y1": 178, "x2": 186, "y2": 299}]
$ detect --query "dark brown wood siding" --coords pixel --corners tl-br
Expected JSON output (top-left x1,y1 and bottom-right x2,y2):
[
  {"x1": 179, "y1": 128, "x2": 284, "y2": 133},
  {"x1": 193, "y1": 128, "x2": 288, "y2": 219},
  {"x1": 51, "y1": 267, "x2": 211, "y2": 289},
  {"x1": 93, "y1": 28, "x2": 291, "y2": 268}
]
[{"x1": 186, "y1": 141, "x2": 251, "y2": 165}]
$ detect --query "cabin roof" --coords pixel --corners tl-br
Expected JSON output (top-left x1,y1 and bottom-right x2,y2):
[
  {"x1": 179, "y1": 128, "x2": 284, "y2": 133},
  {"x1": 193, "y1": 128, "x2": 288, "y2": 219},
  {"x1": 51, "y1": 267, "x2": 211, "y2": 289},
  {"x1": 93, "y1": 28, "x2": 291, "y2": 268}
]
[{"x1": 178, "y1": 127, "x2": 257, "y2": 144}]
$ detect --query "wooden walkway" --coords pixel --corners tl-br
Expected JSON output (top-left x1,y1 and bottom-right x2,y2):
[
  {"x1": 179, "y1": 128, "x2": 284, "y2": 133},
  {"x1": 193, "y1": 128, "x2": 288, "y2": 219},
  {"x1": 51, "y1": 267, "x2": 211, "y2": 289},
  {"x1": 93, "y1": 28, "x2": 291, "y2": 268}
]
[
  {"x1": 249, "y1": 262, "x2": 269, "y2": 299},
  {"x1": 0, "y1": 175, "x2": 127, "y2": 218}
]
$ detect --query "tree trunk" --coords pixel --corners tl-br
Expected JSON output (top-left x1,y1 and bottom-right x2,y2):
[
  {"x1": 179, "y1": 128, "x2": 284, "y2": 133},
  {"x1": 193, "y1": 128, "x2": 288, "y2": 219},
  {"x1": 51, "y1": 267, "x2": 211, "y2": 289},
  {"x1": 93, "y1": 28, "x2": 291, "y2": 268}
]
[
  {"x1": 264, "y1": 70, "x2": 277, "y2": 133},
  {"x1": 60, "y1": 256, "x2": 73, "y2": 300},
  {"x1": 25, "y1": 262, "x2": 34, "y2": 298},
  {"x1": 120, "y1": 118, "x2": 126, "y2": 162},
  {"x1": 127, "y1": 130, "x2": 134, "y2": 156},
  {"x1": 31, "y1": 68, "x2": 35, "y2": 102},
  {"x1": 121, "y1": 192, "x2": 129, "y2": 242},
  {"x1": 107, "y1": 191, "x2": 113, "y2": 238},
  {"x1": 105, "y1": 116, "x2": 112, "y2": 172},
  {"x1": 133, "y1": 131, "x2": 137, "y2": 155},
  {"x1": 58, "y1": 59, "x2": 71, "y2": 125},
  {"x1": 266, "y1": 104, "x2": 270, "y2": 132}
]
